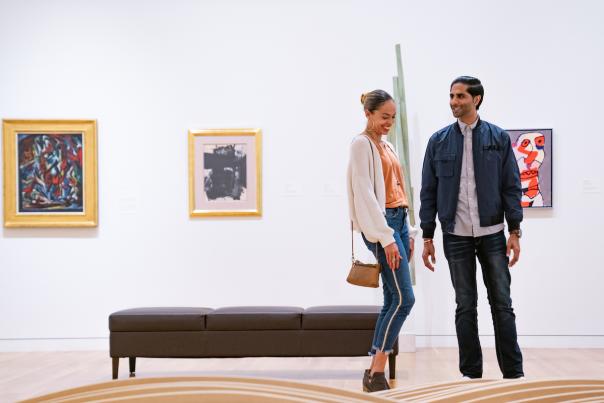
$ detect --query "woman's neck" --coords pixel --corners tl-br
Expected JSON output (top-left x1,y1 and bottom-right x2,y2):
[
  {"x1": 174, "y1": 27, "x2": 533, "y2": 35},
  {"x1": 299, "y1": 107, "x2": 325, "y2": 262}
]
[{"x1": 364, "y1": 130, "x2": 382, "y2": 144}]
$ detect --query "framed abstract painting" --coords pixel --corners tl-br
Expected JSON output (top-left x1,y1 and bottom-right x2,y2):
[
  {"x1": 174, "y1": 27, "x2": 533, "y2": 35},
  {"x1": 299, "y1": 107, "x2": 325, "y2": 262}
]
[
  {"x1": 508, "y1": 128, "x2": 553, "y2": 208},
  {"x1": 2, "y1": 120, "x2": 98, "y2": 227},
  {"x1": 188, "y1": 128, "x2": 262, "y2": 217}
]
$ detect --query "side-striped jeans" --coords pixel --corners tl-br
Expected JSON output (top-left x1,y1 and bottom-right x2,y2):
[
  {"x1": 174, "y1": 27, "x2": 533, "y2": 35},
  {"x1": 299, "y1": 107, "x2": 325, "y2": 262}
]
[{"x1": 362, "y1": 206, "x2": 415, "y2": 355}]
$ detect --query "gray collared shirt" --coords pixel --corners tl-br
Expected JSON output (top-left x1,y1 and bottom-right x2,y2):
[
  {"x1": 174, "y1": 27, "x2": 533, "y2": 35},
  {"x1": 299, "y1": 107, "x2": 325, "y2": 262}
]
[{"x1": 451, "y1": 117, "x2": 504, "y2": 237}]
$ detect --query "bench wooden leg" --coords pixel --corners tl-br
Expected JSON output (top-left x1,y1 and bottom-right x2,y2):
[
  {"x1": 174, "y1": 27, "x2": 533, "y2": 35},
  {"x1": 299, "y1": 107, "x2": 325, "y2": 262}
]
[
  {"x1": 388, "y1": 354, "x2": 396, "y2": 379},
  {"x1": 129, "y1": 357, "x2": 136, "y2": 377},
  {"x1": 112, "y1": 357, "x2": 119, "y2": 380}
]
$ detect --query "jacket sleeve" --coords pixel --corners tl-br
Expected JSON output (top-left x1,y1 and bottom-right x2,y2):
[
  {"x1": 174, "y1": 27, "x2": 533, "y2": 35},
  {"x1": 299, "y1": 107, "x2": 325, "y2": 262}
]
[
  {"x1": 501, "y1": 132, "x2": 523, "y2": 230},
  {"x1": 419, "y1": 137, "x2": 438, "y2": 238},
  {"x1": 349, "y1": 139, "x2": 395, "y2": 247}
]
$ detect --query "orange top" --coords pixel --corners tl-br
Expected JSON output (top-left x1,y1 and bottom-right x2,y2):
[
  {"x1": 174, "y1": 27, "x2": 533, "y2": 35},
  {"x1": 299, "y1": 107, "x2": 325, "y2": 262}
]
[{"x1": 374, "y1": 140, "x2": 409, "y2": 208}]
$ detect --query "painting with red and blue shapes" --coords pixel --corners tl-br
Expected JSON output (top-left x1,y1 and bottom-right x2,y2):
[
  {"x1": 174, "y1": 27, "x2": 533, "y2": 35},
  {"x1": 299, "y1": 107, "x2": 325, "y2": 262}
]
[{"x1": 17, "y1": 133, "x2": 84, "y2": 213}]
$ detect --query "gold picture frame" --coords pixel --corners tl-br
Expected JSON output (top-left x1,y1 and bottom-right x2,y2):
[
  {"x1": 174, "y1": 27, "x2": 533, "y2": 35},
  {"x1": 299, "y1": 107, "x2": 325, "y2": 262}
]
[
  {"x1": 3, "y1": 119, "x2": 98, "y2": 227},
  {"x1": 189, "y1": 128, "x2": 262, "y2": 217}
]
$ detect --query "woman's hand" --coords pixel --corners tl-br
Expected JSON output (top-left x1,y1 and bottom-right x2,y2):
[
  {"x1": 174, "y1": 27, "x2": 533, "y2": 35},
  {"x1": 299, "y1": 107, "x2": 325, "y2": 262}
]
[
  {"x1": 384, "y1": 242, "x2": 402, "y2": 270},
  {"x1": 408, "y1": 238, "x2": 415, "y2": 261}
]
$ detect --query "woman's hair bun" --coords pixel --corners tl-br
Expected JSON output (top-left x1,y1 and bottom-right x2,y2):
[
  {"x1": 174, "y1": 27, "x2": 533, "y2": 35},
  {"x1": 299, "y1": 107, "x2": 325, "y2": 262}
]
[{"x1": 361, "y1": 89, "x2": 393, "y2": 112}]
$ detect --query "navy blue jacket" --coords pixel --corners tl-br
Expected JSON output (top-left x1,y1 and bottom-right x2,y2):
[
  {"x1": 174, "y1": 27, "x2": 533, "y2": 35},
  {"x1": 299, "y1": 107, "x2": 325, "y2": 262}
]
[{"x1": 419, "y1": 119, "x2": 522, "y2": 238}]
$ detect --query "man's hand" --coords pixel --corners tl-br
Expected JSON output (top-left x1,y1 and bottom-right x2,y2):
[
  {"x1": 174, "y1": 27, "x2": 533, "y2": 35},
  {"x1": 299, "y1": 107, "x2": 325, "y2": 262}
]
[
  {"x1": 408, "y1": 238, "x2": 415, "y2": 261},
  {"x1": 384, "y1": 242, "x2": 402, "y2": 270},
  {"x1": 422, "y1": 239, "x2": 436, "y2": 271},
  {"x1": 507, "y1": 234, "x2": 521, "y2": 267}
]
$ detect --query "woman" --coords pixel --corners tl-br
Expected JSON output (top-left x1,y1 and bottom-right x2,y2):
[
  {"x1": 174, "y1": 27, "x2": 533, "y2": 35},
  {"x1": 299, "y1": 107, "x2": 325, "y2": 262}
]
[{"x1": 346, "y1": 89, "x2": 417, "y2": 392}]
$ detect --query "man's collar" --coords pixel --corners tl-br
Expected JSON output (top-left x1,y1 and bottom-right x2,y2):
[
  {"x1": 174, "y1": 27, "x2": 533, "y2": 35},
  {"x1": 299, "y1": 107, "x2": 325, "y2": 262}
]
[{"x1": 458, "y1": 115, "x2": 480, "y2": 132}]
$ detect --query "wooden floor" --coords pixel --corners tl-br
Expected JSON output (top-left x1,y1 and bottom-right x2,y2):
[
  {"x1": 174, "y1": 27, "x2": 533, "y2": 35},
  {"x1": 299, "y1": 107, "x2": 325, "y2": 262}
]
[{"x1": 2, "y1": 348, "x2": 603, "y2": 402}]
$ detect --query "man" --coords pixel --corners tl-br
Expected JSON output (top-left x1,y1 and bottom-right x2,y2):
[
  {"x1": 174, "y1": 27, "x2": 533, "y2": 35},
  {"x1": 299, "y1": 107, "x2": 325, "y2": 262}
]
[{"x1": 419, "y1": 76, "x2": 524, "y2": 379}]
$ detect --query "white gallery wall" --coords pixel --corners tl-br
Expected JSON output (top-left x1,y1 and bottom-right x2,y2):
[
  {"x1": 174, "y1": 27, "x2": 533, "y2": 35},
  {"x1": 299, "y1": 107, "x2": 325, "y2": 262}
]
[{"x1": 1, "y1": 0, "x2": 603, "y2": 351}]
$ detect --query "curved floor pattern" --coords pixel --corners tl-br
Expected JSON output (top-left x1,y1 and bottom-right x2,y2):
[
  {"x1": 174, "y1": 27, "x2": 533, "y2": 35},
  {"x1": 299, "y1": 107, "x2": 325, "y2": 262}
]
[
  {"x1": 377, "y1": 378, "x2": 604, "y2": 402},
  {"x1": 21, "y1": 377, "x2": 394, "y2": 403},
  {"x1": 22, "y1": 377, "x2": 604, "y2": 402}
]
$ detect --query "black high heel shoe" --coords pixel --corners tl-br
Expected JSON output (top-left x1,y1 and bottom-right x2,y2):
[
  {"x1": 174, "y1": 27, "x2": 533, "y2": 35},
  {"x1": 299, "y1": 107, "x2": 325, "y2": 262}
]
[
  {"x1": 365, "y1": 371, "x2": 390, "y2": 392},
  {"x1": 362, "y1": 369, "x2": 371, "y2": 392}
]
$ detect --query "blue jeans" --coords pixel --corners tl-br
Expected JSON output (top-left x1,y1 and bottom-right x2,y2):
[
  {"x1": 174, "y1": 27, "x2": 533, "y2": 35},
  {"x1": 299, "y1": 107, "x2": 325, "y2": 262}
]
[
  {"x1": 362, "y1": 206, "x2": 415, "y2": 355},
  {"x1": 443, "y1": 231, "x2": 524, "y2": 379}
]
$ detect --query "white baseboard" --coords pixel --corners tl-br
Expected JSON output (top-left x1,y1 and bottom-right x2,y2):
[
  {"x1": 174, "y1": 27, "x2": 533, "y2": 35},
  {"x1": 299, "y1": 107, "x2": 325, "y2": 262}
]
[
  {"x1": 0, "y1": 338, "x2": 108, "y2": 352},
  {"x1": 398, "y1": 334, "x2": 417, "y2": 352},
  {"x1": 416, "y1": 335, "x2": 604, "y2": 349}
]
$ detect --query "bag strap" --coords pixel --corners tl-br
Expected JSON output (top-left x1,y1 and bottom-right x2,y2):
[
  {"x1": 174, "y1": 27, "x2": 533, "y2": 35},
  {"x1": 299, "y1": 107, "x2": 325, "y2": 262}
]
[{"x1": 351, "y1": 134, "x2": 379, "y2": 261}]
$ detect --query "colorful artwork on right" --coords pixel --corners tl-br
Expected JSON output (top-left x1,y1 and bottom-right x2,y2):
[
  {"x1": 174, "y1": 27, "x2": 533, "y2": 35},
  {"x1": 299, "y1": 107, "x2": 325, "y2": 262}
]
[{"x1": 508, "y1": 129, "x2": 553, "y2": 208}]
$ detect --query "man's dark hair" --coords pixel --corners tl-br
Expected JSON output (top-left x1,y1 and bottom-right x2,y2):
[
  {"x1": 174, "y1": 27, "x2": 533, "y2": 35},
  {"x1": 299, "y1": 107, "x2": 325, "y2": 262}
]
[{"x1": 450, "y1": 76, "x2": 484, "y2": 110}]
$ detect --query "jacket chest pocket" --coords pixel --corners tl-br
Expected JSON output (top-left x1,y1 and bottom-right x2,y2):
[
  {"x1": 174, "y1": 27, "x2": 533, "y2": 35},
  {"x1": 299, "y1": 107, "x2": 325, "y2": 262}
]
[
  {"x1": 483, "y1": 149, "x2": 502, "y2": 164},
  {"x1": 434, "y1": 153, "x2": 455, "y2": 177}
]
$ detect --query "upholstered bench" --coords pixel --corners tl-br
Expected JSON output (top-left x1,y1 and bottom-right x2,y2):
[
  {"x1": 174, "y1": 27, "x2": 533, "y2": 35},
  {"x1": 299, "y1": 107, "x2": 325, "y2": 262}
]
[{"x1": 109, "y1": 306, "x2": 398, "y2": 379}]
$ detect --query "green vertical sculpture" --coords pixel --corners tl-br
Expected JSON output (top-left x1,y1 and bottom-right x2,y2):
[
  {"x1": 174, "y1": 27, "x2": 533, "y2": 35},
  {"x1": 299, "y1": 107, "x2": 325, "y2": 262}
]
[{"x1": 388, "y1": 44, "x2": 416, "y2": 284}]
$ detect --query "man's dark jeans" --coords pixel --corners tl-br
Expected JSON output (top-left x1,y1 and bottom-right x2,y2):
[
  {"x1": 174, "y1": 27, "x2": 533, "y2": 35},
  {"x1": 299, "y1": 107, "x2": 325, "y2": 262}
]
[{"x1": 443, "y1": 231, "x2": 524, "y2": 379}]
